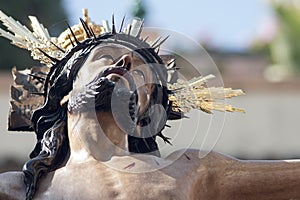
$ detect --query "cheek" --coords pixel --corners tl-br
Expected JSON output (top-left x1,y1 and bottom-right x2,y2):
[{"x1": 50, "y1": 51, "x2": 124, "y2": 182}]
[
  {"x1": 136, "y1": 84, "x2": 153, "y2": 114},
  {"x1": 137, "y1": 85, "x2": 149, "y2": 101},
  {"x1": 76, "y1": 58, "x2": 114, "y2": 85}
]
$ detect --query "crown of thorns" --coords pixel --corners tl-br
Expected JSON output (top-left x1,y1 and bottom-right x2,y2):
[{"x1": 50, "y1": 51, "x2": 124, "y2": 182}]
[{"x1": 0, "y1": 9, "x2": 245, "y2": 130}]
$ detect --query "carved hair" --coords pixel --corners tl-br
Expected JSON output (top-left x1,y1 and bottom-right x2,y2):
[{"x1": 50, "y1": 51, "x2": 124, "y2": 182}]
[{"x1": 22, "y1": 32, "x2": 177, "y2": 200}]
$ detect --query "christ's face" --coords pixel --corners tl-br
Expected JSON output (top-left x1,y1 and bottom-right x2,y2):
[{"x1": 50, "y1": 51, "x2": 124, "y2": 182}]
[{"x1": 70, "y1": 43, "x2": 158, "y2": 137}]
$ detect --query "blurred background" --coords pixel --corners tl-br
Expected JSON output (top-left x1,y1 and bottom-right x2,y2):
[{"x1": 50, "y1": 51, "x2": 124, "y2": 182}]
[{"x1": 1, "y1": 0, "x2": 300, "y2": 172}]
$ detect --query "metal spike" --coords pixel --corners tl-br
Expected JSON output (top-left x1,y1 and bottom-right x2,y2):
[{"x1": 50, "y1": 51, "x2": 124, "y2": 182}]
[
  {"x1": 184, "y1": 153, "x2": 191, "y2": 160},
  {"x1": 28, "y1": 73, "x2": 45, "y2": 82},
  {"x1": 38, "y1": 48, "x2": 59, "y2": 63},
  {"x1": 66, "y1": 22, "x2": 80, "y2": 44},
  {"x1": 67, "y1": 34, "x2": 75, "y2": 47},
  {"x1": 150, "y1": 36, "x2": 162, "y2": 47},
  {"x1": 167, "y1": 58, "x2": 176, "y2": 67},
  {"x1": 127, "y1": 24, "x2": 132, "y2": 36},
  {"x1": 111, "y1": 14, "x2": 116, "y2": 34},
  {"x1": 155, "y1": 46, "x2": 160, "y2": 54},
  {"x1": 119, "y1": 15, "x2": 126, "y2": 33},
  {"x1": 142, "y1": 35, "x2": 150, "y2": 42},
  {"x1": 167, "y1": 67, "x2": 180, "y2": 71},
  {"x1": 50, "y1": 41, "x2": 65, "y2": 53},
  {"x1": 30, "y1": 92, "x2": 45, "y2": 96},
  {"x1": 79, "y1": 18, "x2": 92, "y2": 38},
  {"x1": 89, "y1": 26, "x2": 97, "y2": 39},
  {"x1": 152, "y1": 35, "x2": 169, "y2": 49},
  {"x1": 157, "y1": 132, "x2": 172, "y2": 145}
]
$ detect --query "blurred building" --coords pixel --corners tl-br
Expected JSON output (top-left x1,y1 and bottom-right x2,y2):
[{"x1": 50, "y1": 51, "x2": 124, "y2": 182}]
[
  {"x1": 1, "y1": 48, "x2": 300, "y2": 173},
  {"x1": 1, "y1": 1, "x2": 300, "y2": 172}
]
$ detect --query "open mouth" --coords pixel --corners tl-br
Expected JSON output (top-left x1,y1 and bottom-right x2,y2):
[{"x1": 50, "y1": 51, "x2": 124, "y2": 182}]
[
  {"x1": 101, "y1": 67, "x2": 136, "y2": 91},
  {"x1": 95, "y1": 67, "x2": 139, "y2": 125},
  {"x1": 68, "y1": 66, "x2": 140, "y2": 131}
]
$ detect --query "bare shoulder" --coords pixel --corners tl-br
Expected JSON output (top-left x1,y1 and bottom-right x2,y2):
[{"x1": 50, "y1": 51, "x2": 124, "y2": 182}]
[
  {"x1": 164, "y1": 149, "x2": 239, "y2": 175},
  {"x1": 163, "y1": 150, "x2": 240, "y2": 199},
  {"x1": 0, "y1": 171, "x2": 26, "y2": 200},
  {"x1": 167, "y1": 149, "x2": 238, "y2": 164}
]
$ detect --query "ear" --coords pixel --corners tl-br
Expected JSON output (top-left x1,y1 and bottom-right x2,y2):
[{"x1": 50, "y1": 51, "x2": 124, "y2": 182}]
[{"x1": 114, "y1": 55, "x2": 132, "y2": 70}]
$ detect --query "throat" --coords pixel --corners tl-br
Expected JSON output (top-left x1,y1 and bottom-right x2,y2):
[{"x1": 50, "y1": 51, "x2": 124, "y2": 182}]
[{"x1": 68, "y1": 111, "x2": 129, "y2": 163}]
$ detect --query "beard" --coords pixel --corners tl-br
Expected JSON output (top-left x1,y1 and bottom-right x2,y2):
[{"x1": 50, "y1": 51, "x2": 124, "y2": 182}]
[{"x1": 68, "y1": 66, "x2": 139, "y2": 134}]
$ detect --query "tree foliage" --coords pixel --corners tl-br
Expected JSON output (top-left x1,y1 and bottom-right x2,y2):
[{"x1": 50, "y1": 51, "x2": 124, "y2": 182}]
[
  {"x1": 132, "y1": 0, "x2": 147, "y2": 19},
  {"x1": 252, "y1": 2, "x2": 300, "y2": 73},
  {"x1": 271, "y1": 3, "x2": 300, "y2": 72}
]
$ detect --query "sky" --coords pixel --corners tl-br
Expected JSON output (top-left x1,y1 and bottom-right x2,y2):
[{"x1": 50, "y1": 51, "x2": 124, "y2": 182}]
[{"x1": 63, "y1": 0, "x2": 275, "y2": 51}]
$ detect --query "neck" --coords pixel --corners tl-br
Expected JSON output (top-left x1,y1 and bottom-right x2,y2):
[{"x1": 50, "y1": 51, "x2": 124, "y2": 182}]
[{"x1": 67, "y1": 111, "x2": 129, "y2": 163}]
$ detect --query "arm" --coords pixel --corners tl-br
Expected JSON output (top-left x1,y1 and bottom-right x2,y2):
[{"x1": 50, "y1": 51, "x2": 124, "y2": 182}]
[
  {"x1": 178, "y1": 150, "x2": 300, "y2": 200},
  {"x1": 0, "y1": 171, "x2": 26, "y2": 200},
  {"x1": 214, "y1": 155, "x2": 300, "y2": 200}
]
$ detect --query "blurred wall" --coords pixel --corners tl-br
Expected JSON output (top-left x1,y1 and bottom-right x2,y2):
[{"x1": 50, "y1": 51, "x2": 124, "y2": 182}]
[
  {"x1": 0, "y1": 72, "x2": 35, "y2": 172},
  {"x1": 1, "y1": 51, "x2": 300, "y2": 174}
]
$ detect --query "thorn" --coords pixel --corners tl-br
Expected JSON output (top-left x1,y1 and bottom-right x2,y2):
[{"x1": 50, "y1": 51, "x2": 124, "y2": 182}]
[
  {"x1": 167, "y1": 58, "x2": 176, "y2": 67},
  {"x1": 79, "y1": 18, "x2": 92, "y2": 38},
  {"x1": 152, "y1": 35, "x2": 169, "y2": 49},
  {"x1": 67, "y1": 34, "x2": 75, "y2": 47},
  {"x1": 89, "y1": 27, "x2": 97, "y2": 39},
  {"x1": 169, "y1": 110, "x2": 184, "y2": 119},
  {"x1": 155, "y1": 46, "x2": 160, "y2": 54},
  {"x1": 142, "y1": 35, "x2": 150, "y2": 42},
  {"x1": 165, "y1": 124, "x2": 171, "y2": 128},
  {"x1": 50, "y1": 41, "x2": 65, "y2": 53},
  {"x1": 28, "y1": 73, "x2": 45, "y2": 82},
  {"x1": 66, "y1": 22, "x2": 81, "y2": 45},
  {"x1": 30, "y1": 92, "x2": 45, "y2": 96},
  {"x1": 150, "y1": 36, "x2": 162, "y2": 48},
  {"x1": 157, "y1": 132, "x2": 172, "y2": 145},
  {"x1": 119, "y1": 15, "x2": 126, "y2": 33},
  {"x1": 38, "y1": 48, "x2": 59, "y2": 63},
  {"x1": 165, "y1": 138, "x2": 172, "y2": 145},
  {"x1": 127, "y1": 24, "x2": 132, "y2": 36},
  {"x1": 184, "y1": 153, "x2": 191, "y2": 160},
  {"x1": 111, "y1": 14, "x2": 116, "y2": 34},
  {"x1": 167, "y1": 67, "x2": 180, "y2": 71}
]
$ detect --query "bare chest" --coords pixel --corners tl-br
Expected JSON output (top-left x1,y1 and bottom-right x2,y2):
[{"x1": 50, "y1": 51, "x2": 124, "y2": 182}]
[{"x1": 35, "y1": 164, "x2": 190, "y2": 200}]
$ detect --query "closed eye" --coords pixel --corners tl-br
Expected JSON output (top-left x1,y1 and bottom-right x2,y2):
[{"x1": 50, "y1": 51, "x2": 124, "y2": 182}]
[{"x1": 96, "y1": 54, "x2": 114, "y2": 61}]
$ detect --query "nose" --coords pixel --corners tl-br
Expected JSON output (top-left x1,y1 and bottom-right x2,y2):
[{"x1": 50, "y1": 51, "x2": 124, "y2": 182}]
[{"x1": 114, "y1": 55, "x2": 132, "y2": 71}]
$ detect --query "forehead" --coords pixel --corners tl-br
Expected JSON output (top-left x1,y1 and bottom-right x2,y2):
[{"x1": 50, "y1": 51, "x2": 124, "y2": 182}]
[
  {"x1": 88, "y1": 43, "x2": 145, "y2": 63},
  {"x1": 74, "y1": 43, "x2": 154, "y2": 84}
]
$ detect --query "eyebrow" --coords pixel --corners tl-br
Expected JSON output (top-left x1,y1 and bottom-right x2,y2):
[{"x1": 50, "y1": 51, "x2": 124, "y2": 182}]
[
  {"x1": 89, "y1": 47, "x2": 128, "y2": 63},
  {"x1": 97, "y1": 54, "x2": 114, "y2": 61}
]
